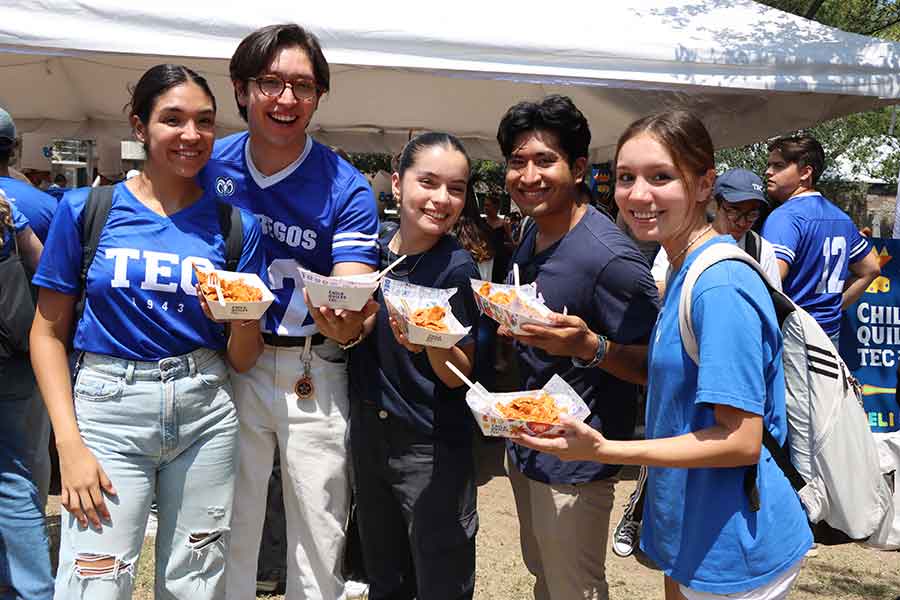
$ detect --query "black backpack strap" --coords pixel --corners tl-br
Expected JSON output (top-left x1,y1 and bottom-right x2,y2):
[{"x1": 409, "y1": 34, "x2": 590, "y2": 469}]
[
  {"x1": 216, "y1": 202, "x2": 243, "y2": 272},
  {"x1": 745, "y1": 428, "x2": 808, "y2": 512},
  {"x1": 744, "y1": 229, "x2": 761, "y2": 264},
  {"x1": 762, "y1": 428, "x2": 806, "y2": 491},
  {"x1": 75, "y1": 186, "x2": 114, "y2": 324}
]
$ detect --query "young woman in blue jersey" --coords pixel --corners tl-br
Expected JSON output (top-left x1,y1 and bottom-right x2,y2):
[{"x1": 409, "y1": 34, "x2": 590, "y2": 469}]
[
  {"x1": 514, "y1": 111, "x2": 812, "y2": 600},
  {"x1": 29, "y1": 64, "x2": 265, "y2": 600},
  {"x1": 348, "y1": 132, "x2": 480, "y2": 600}
]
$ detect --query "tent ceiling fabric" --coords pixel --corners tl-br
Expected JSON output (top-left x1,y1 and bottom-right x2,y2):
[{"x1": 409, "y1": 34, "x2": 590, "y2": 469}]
[{"x1": 2, "y1": 0, "x2": 900, "y2": 167}]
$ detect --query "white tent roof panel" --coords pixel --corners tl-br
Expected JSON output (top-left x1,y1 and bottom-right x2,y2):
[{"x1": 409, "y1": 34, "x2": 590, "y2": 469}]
[{"x1": 2, "y1": 0, "x2": 900, "y2": 169}]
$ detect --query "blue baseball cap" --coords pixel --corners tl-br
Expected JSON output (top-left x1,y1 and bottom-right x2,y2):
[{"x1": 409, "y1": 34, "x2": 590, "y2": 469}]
[
  {"x1": 714, "y1": 168, "x2": 768, "y2": 206},
  {"x1": 0, "y1": 107, "x2": 15, "y2": 147}
]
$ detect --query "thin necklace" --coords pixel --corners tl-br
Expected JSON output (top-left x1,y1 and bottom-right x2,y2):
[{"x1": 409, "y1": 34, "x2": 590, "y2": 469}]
[
  {"x1": 388, "y1": 233, "x2": 427, "y2": 277},
  {"x1": 669, "y1": 224, "x2": 713, "y2": 265}
]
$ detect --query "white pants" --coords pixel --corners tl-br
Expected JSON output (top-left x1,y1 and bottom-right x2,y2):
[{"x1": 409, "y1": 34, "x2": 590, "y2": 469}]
[
  {"x1": 226, "y1": 341, "x2": 351, "y2": 600},
  {"x1": 679, "y1": 560, "x2": 803, "y2": 600}
]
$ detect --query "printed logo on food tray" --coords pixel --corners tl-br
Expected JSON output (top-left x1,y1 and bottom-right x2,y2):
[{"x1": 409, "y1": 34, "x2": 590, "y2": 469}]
[{"x1": 215, "y1": 176, "x2": 235, "y2": 197}]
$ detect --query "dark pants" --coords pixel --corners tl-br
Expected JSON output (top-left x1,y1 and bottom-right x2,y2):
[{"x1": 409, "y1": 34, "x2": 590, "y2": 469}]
[{"x1": 350, "y1": 403, "x2": 477, "y2": 600}]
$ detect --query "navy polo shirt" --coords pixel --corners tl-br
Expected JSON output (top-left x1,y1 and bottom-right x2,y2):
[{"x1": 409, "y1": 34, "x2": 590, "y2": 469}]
[
  {"x1": 507, "y1": 206, "x2": 659, "y2": 484},
  {"x1": 0, "y1": 177, "x2": 57, "y2": 244},
  {"x1": 348, "y1": 232, "x2": 480, "y2": 443}
]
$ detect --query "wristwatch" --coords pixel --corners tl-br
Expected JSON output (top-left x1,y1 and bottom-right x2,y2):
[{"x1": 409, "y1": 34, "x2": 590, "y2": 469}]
[{"x1": 571, "y1": 333, "x2": 608, "y2": 369}]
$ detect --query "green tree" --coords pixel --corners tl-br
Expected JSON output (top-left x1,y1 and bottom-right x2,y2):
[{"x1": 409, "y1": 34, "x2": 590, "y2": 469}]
[{"x1": 718, "y1": 1, "x2": 900, "y2": 188}]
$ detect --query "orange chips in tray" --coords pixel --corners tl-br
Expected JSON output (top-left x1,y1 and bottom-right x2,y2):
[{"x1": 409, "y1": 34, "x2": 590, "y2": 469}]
[
  {"x1": 411, "y1": 305, "x2": 450, "y2": 332},
  {"x1": 471, "y1": 278, "x2": 553, "y2": 334},
  {"x1": 382, "y1": 278, "x2": 470, "y2": 349},
  {"x1": 196, "y1": 268, "x2": 263, "y2": 302},
  {"x1": 496, "y1": 392, "x2": 564, "y2": 424},
  {"x1": 465, "y1": 374, "x2": 590, "y2": 438},
  {"x1": 193, "y1": 265, "x2": 274, "y2": 321}
]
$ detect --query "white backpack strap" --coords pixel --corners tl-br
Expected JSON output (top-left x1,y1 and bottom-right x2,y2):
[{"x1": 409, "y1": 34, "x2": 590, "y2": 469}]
[{"x1": 678, "y1": 242, "x2": 777, "y2": 364}]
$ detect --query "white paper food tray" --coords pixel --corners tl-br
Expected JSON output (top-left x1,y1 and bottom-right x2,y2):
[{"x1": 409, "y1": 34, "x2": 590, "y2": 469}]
[
  {"x1": 298, "y1": 267, "x2": 380, "y2": 311},
  {"x1": 470, "y1": 278, "x2": 554, "y2": 334},
  {"x1": 465, "y1": 374, "x2": 590, "y2": 438},
  {"x1": 202, "y1": 271, "x2": 274, "y2": 321},
  {"x1": 382, "y1": 278, "x2": 471, "y2": 349}
]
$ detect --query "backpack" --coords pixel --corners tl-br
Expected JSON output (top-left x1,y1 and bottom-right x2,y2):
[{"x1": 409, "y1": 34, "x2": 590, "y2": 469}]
[
  {"x1": 74, "y1": 185, "x2": 244, "y2": 325},
  {"x1": 742, "y1": 229, "x2": 761, "y2": 264},
  {"x1": 0, "y1": 224, "x2": 36, "y2": 360},
  {"x1": 679, "y1": 242, "x2": 892, "y2": 544}
]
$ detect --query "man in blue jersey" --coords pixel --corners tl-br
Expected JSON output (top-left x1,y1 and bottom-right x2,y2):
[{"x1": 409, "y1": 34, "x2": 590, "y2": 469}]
[
  {"x1": 0, "y1": 108, "x2": 54, "y2": 511},
  {"x1": 198, "y1": 24, "x2": 379, "y2": 600},
  {"x1": 762, "y1": 135, "x2": 880, "y2": 347}
]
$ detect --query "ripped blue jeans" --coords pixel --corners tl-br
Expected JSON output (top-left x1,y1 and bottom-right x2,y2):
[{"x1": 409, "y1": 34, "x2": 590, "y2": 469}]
[{"x1": 55, "y1": 348, "x2": 238, "y2": 600}]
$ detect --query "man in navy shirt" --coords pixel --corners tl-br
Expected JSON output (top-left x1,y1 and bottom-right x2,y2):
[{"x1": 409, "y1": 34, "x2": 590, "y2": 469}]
[
  {"x1": 762, "y1": 134, "x2": 880, "y2": 347},
  {"x1": 197, "y1": 25, "x2": 379, "y2": 600},
  {"x1": 497, "y1": 96, "x2": 658, "y2": 600}
]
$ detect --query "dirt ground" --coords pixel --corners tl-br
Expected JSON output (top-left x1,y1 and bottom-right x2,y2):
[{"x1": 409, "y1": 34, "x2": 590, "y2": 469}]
[{"x1": 93, "y1": 438, "x2": 900, "y2": 599}]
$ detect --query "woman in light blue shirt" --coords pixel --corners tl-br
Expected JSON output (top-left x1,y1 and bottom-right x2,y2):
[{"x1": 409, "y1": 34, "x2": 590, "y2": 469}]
[{"x1": 515, "y1": 110, "x2": 811, "y2": 600}]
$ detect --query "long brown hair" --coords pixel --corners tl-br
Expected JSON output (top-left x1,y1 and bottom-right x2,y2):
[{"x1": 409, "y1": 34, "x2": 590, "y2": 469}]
[{"x1": 614, "y1": 110, "x2": 714, "y2": 200}]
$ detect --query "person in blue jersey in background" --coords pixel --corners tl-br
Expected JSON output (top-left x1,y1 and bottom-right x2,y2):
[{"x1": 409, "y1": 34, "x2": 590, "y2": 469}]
[
  {"x1": 0, "y1": 108, "x2": 56, "y2": 246},
  {"x1": 348, "y1": 132, "x2": 480, "y2": 600},
  {"x1": 196, "y1": 24, "x2": 380, "y2": 600},
  {"x1": 762, "y1": 134, "x2": 880, "y2": 349},
  {"x1": 0, "y1": 191, "x2": 50, "y2": 600},
  {"x1": 0, "y1": 105, "x2": 59, "y2": 514},
  {"x1": 29, "y1": 64, "x2": 265, "y2": 600},
  {"x1": 516, "y1": 110, "x2": 812, "y2": 600}
]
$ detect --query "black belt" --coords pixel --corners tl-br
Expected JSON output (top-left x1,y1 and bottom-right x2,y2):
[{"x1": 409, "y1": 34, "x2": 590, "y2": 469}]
[{"x1": 262, "y1": 332, "x2": 327, "y2": 347}]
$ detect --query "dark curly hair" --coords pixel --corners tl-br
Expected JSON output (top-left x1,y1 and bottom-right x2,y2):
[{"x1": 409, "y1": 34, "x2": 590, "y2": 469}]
[{"x1": 496, "y1": 95, "x2": 591, "y2": 166}]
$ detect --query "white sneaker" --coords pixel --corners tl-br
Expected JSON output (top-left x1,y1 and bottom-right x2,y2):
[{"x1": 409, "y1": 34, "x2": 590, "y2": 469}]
[
  {"x1": 612, "y1": 517, "x2": 641, "y2": 558},
  {"x1": 345, "y1": 580, "x2": 369, "y2": 599}
]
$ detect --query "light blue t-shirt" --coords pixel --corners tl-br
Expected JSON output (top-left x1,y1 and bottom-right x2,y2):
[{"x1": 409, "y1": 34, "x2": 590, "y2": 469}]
[
  {"x1": 198, "y1": 133, "x2": 379, "y2": 337},
  {"x1": 1, "y1": 201, "x2": 29, "y2": 259},
  {"x1": 641, "y1": 236, "x2": 812, "y2": 594},
  {"x1": 32, "y1": 182, "x2": 265, "y2": 361},
  {"x1": 762, "y1": 193, "x2": 871, "y2": 335}
]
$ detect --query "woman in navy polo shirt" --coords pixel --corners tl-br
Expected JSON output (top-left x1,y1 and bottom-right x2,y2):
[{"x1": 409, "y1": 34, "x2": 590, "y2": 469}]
[
  {"x1": 516, "y1": 110, "x2": 811, "y2": 600},
  {"x1": 30, "y1": 65, "x2": 265, "y2": 599},
  {"x1": 348, "y1": 132, "x2": 480, "y2": 600}
]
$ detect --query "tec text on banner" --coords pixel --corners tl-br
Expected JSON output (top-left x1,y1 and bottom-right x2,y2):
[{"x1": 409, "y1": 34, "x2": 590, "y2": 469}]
[{"x1": 840, "y1": 238, "x2": 900, "y2": 433}]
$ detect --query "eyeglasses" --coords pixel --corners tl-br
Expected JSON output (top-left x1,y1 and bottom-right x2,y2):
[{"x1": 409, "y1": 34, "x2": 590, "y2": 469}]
[
  {"x1": 721, "y1": 205, "x2": 761, "y2": 225},
  {"x1": 249, "y1": 75, "x2": 320, "y2": 102}
]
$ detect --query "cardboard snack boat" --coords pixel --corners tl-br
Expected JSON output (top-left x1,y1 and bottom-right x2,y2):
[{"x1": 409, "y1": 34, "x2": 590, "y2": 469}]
[
  {"x1": 298, "y1": 267, "x2": 381, "y2": 311},
  {"x1": 381, "y1": 278, "x2": 471, "y2": 349},
  {"x1": 196, "y1": 269, "x2": 274, "y2": 321},
  {"x1": 465, "y1": 374, "x2": 590, "y2": 438},
  {"x1": 470, "y1": 278, "x2": 554, "y2": 334}
]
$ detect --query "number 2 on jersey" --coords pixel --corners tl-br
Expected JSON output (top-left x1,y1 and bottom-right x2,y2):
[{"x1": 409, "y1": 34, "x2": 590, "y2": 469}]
[{"x1": 816, "y1": 236, "x2": 846, "y2": 294}]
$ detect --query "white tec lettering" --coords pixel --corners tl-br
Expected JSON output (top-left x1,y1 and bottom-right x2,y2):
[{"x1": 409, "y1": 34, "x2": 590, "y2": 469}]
[
  {"x1": 105, "y1": 248, "x2": 214, "y2": 295},
  {"x1": 257, "y1": 214, "x2": 317, "y2": 250}
]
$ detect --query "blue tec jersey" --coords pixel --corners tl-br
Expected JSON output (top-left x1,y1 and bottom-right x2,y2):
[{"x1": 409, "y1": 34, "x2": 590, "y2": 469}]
[
  {"x1": 198, "y1": 133, "x2": 379, "y2": 337},
  {"x1": 762, "y1": 193, "x2": 871, "y2": 335},
  {"x1": 1, "y1": 201, "x2": 29, "y2": 259},
  {"x1": 0, "y1": 176, "x2": 57, "y2": 243},
  {"x1": 32, "y1": 182, "x2": 265, "y2": 361},
  {"x1": 641, "y1": 236, "x2": 811, "y2": 594}
]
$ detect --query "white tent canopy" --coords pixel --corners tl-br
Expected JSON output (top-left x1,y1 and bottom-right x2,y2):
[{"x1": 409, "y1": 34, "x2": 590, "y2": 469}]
[{"x1": 2, "y1": 0, "x2": 900, "y2": 172}]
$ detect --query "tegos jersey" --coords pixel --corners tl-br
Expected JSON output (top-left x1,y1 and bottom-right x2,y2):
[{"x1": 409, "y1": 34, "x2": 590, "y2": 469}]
[
  {"x1": 199, "y1": 134, "x2": 379, "y2": 337},
  {"x1": 762, "y1": 192, "x2": 871, "y2": 336}
]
